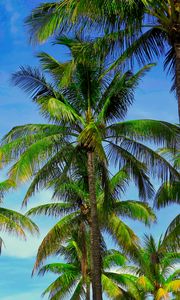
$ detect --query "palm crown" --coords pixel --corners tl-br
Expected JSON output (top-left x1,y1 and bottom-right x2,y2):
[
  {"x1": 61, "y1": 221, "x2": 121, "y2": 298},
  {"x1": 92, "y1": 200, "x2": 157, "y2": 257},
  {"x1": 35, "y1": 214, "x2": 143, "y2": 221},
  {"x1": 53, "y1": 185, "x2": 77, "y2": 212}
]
[
  {"x1": 132, "y1": 234, "x2": 180, "y2": 299},
  {"x1": 26, "y1": 0, "x2": 180, "y2": 118}
]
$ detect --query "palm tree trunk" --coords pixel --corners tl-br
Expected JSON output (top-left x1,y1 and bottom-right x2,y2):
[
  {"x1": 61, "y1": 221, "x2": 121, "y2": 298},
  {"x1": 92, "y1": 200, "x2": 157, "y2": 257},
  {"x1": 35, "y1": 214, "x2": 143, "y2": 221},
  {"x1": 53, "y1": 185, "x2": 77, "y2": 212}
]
[
  {"x1": 87, "y1": 151, "x2": 103, "y2": 300},
  {"x1": 79, "y1": 222, "x2": 90, "y2": 300},
  {"x1": 86, "y1": 279, "x2": 91, "y2": 300},
  {"x1": 174, "y1": 42, "x2": 180, "y2": 121},
  {"x1": 174, "y1": 0, "x2": 180, "y2": 120}
]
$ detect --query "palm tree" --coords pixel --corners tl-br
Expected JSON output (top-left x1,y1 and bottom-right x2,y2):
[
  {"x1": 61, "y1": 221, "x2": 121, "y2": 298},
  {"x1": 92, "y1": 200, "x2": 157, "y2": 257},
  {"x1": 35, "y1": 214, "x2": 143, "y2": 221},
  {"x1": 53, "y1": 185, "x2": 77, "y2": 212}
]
[
  {"x1": 0, "y1": 37, "x2": 179, "y2": 298},
  {"x1": 37, "y1": 229, "x2": 140, "y2": 299},
  {"x1": 26, "y1": 0, "x2": 180, "y2": 118},
  {"x1": 0, "y1": 179, "x2": 39, "y2": 252},
  {"x1": 131, "y1": 234, "x2": 180, "y2": 299},
  {"x1": 26, "y1": 165, "x2": 156, "y2": 270}
]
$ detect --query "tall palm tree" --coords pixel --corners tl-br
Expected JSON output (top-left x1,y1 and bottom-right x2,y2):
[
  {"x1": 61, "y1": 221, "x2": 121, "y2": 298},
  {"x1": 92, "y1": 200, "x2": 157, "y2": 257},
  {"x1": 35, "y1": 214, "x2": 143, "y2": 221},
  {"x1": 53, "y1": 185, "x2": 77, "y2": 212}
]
[
  {"x1": 0, "y1": 37, "x2": 179, "y2": 298},
  {"x1": 0, "y1": 179, "x2": 39, "y2": 252},
  {"x1": 26, "y1": 0, "x2": 180, "y2": 118},
  {"x1": 131, "y1": 234, "x2": 180, "y2": 299}
]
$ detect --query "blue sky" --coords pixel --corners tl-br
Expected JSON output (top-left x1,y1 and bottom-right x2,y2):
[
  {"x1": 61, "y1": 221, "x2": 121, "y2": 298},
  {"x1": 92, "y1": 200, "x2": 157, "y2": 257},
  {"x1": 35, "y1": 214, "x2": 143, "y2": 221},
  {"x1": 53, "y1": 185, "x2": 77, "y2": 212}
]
[{"x1": 0, "y1": 0, "x2": 179, "y2": 299}]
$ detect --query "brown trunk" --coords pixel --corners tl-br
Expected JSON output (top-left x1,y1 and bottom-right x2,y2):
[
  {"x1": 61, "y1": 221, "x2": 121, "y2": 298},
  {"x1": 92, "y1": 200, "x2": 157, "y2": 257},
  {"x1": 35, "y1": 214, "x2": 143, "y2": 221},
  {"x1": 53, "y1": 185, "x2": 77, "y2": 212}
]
[
  {"x1": 79, "y1": 222, "x2": 90, "y2": 300},
  {"x1": 174, "y1": 42, "x2": 180, "y2": 121},
  {"x1": 87, "y1": 151, "x2": 103, "y2": 300},
  {"x1": 86, "y1": 279, "x2": 90, "y2": 300},
  {"x1": 174, "y1": 0, "x2": 180, "y2": 121}
]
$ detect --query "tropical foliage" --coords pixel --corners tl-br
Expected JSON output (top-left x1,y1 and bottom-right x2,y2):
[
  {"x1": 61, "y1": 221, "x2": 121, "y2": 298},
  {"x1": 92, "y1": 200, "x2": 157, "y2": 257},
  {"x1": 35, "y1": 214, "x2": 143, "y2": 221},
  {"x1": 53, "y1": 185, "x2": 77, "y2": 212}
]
[
  {"x1": 26, "y1": 0, "x2": 180, "y2": 118},
  {"x1": 0, "y1": 180, "x2": 39, "y2": 252},
  {"x1": 0, "y1": 36, "x2": 179, "y2": 297},
  {"x1": 131, "y1": 234, "x2": 180, "y2": 299},
  {"x1": 38, "y1": 230, "x2": 140, "y2": 300},
  {"x1": 0, "y1": 2, "x2": 179, "y2": 299}
]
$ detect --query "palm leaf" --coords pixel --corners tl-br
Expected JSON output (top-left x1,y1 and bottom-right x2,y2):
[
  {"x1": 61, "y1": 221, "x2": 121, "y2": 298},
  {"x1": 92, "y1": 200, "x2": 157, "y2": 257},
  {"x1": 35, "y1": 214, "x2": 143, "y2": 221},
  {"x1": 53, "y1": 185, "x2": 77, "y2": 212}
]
[
  {"x1": 154, "y1": 181, "x2": 180, "y2": 208},
  {"x1": 33, "y1": 212, "x2": 80, "y2": 271}
]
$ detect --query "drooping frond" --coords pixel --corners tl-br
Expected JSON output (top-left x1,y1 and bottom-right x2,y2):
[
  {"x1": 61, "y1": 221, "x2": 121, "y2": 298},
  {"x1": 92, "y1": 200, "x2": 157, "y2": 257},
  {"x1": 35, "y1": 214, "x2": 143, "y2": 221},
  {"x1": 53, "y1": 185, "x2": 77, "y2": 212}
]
[
  {"x1": 103, "y1": 249, "x2": 126, "y2": 270},
  {"x1": 38, "y1": 262, "x2": 78, "y2": 276},
  {"x1": 7, "y1": 134, "x2": 64, "y2": 183},
  {"x1": 154, "y1": 182, "x2": 180, "y2": 208},
  {"x1": 33, "y1": 212, "x2": 80, "y2": 272},
  {"x1": 162, "y1": 215, "x2": 180, "y2": 251},
  {"x1": 165, "y1": 280, "x2": 180, "y2": 294},
  {"x1": 0, "y1": 207, "x2": 39, "y2": 237},
  {"x1": 103, "y1": 214, "x2": 139, "y2": 253},
  {"x1": 22, "y1": 143, "x2": 80, "y2": 206},
  {"x1": 102, "y1": 273, "x2": 124, "y2": 299},
  {"x1": 36, "y1": 96, "x2": 84, "y2": 124},
  {"x1": 12, "y1": 66, "x2": 56, "y2": 99},
  {"x1": 0, "y1": 180, "x2": 16, "y2": 201},
  {"x1": 25, "y1": 2, "x2": 72, "y2": 43},
  {"x1": 26, "y1": 203, "x2": 78, "y2": 218},
  {"x1": 114, "y1": 200, "x2": 156, "y2": 225},
  {"x1": 108, "y1": 119, "x2": 179, "y2": 147},
  {"x1": 42, "y1": 270, "x2": 80, "y2": 299},
  {"x1": 1, "y1": 124, "x2": 62, "y2": 144},
  {"x1": 107, "y1": 142, "x2": 154, "y2": 200}
]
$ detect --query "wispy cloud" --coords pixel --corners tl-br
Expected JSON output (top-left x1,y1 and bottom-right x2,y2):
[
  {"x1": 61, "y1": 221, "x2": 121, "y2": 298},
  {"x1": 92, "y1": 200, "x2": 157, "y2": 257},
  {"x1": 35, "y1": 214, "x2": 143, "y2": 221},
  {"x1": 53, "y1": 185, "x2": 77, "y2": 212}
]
[{"x1": 2, "y1": 0, "x2": 20, "y2": 35}]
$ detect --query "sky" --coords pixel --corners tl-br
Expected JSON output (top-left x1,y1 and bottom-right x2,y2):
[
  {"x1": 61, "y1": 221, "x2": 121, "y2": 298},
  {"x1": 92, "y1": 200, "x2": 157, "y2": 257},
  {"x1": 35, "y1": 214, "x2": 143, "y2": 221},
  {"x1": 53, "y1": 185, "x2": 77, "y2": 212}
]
[{"x1": 0, "y1": 0, "x2": 179, "y2": 299}]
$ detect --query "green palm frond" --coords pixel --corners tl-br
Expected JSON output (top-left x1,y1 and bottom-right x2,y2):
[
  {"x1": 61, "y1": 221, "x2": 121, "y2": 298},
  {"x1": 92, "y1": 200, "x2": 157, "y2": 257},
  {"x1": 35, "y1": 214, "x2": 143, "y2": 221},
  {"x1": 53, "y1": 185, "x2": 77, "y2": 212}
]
[
  {"x1": 0, "y1": 207, "x2": 38, "y2": 237},
  {"x1": 107, "y1": 142, "x2": 154, "y2": 200},
  {"x1": 103, "y1": 249, "x2": 126, "y2": 269},
  {"x1": 0, "y1": 180, "x2": 16, "y2": 200},
  {"x1": 115, "y1": 200, "x2": 156, "y2": 225},
  {"x1": 154, "y1": 181, "x2": 180, "y2": 208},
  {"x1": 103, "y1": 214, "x2": 139, "y2": 252},
  {"x1": 38, "y1": 52, "x2": 77, "y2": 87},
  {"x1": 27, "y1": 203, "x2": 78, "y2": 218},
  {"x1": 39, "y1": 262, "x2": 79, "y2": 276},
  {"x1": 33, "y1": 212, "x2": 80, "y2": 271},
  {"x1": 8, "y1": 134, "x2": 64, "y2": 183},
  {"x1": 108, "y1": 119, "x2": 179, "y2": 147},
  {"x1": 102, "y1": 273, "x2": 124, "y2": 299},
  {"x1": 12, "y1": 66, "x2": 56, "y2": 99},
  {"x1": 162, "y1": 215, "x2": 180, "y2": 251},
  {"x1": 25, "y1": 3, "x2": 71, "y2": 43},
  {"x1": 104, "y1": 271, "x2": 141, "y2": 299},
  {"x1": 166, "y1": 269, "x2": 180, "y2": 282},
  {"x1": 36, "y1": 96, "x2": 84, "y2": 124},
  {"x1": 42, "y1": 271, "x2": 80, "y2": 299},
  {"x1": 1, "y1": 124, "x2": 63, "y2": 144},
  {"x1": 70, "y1": 278, "x2": 85, "y2": 300}
]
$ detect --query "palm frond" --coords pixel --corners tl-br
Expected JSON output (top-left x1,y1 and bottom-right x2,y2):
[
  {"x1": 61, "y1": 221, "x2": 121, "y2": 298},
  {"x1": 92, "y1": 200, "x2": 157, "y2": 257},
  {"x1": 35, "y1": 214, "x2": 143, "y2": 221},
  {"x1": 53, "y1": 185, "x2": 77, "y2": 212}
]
[
  {"x1": 115, "y1": 200, "x2": 156, "y2": 225},
  {"x1": 0, "y1": 207, "x2": 39, "y2": 237},
  {"x1": 103, "y1": 249, "x2": 126, "y2": 269},
  {"x1": 26, "y1": 203, "x2": 78, "y2": 218},
  {"x1": 25, "y1": 3, "x2": 70, "y2": 43},
  {"x1": 102, "y1": 273, "x2": 124, "y2": 299},
  {"x1": 162, "y1": 215, "x2": 180, "y2": 251},
  {"x1": 12, "y1": 66, "x2": 55, "y2": 99},
  {"x1": 154, "y1": 181, "x2": 180, "y2": 208},
  {"x1": 0, "y1": 180, "x2": 16, "y2": 201},
  {"x1": 33, "y1": 212, "x2": 80, "y2": 272}
]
